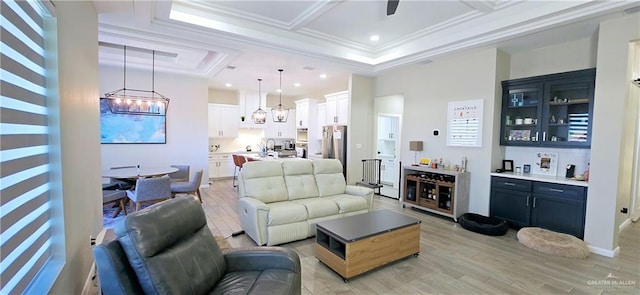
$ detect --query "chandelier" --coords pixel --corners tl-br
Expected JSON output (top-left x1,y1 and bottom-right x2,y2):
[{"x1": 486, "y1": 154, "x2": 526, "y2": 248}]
[
  {"x1": 104, "y1": 46, "x2": 170, "y2": 116},
  {"x1": 251, "y1": 78, "x2": 267, "y2": 124},
  {"x1": 271, "y1": 69, "x2": 289, "y2": 122}
]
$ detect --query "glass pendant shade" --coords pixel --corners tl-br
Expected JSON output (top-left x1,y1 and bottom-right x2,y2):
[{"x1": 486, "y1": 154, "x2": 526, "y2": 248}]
[
  {"x1": 252, "y1": 78, "x2": 266, "y2": 124},
  {"x1": 271, "y1": 69, "x2": 289, "y2": 122}
]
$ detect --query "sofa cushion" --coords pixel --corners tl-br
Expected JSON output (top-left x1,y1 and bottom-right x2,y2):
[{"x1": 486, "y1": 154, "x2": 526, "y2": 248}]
[
  {"x1": 313, "y1": 159, "x2": 347, "y2": 197},
  {"x1": 267, "y1": 202, "x2": 308, "y2": 226},
  {"x1": 114, "y1": 198, "x2": 225, "y2": 294},
  {"x1": 292, "y1": 198, "x2": 339, "y2": 219},
  {"x1": 242, "y1": 161, "x2": 289, "y2": 203},
  {"x1": 326, "y1": 194, "x2": 369, "y2": 213},
  {"x1": 283, "y1": 160, "x2": 319, "y2": 200}
]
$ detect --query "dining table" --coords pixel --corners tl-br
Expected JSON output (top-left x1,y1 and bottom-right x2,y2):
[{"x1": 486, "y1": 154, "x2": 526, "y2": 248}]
[
  {"x1": 102, "y1": 166, "x2": 179, "y2": 217},
  {"x1": 102, "y1": 166, "x2": 179, "y2": 180}
]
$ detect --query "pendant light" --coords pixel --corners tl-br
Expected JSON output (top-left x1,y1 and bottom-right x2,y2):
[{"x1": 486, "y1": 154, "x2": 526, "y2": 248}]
[
  {"x1": 271, "y1": 69, "x2": 289, "y2": 122},
  {"x1": 104, "y1": 45, "x2": 170, "y2": 116},
  {"x1": 251, "y1": 78, "x2": 267, "y2": 124}
]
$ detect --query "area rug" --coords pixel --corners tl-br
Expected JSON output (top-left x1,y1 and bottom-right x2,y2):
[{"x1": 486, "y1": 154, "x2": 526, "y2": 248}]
[{"x1": 517, "y1": 227, "x2": 589, "y2": 258}]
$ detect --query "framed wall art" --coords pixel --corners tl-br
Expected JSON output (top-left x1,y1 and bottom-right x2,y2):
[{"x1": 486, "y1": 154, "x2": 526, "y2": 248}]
[{"x1": 99, "y1": 98, "x2": 166, "y2": 144}]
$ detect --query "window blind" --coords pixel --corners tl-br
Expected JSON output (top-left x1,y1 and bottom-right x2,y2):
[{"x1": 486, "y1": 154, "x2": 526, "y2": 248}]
[{"x1": 1, "y1": 0, "x2": 58, "y2": 293}]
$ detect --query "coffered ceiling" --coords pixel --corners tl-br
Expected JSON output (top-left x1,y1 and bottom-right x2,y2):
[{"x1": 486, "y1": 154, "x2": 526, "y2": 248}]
[{"x1": 94, "y1": 0, "x2": 639, "y2": 97}]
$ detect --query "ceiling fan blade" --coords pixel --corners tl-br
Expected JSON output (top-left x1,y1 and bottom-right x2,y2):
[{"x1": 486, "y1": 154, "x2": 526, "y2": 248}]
[{"x1": 387, "y1": 0, "x2": 399, "y2": 16}]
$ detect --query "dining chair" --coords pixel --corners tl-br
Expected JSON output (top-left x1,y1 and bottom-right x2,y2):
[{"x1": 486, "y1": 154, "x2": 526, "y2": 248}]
[
  {"x1": 232, "y1": 154, "x2": 247, "y2": 187},
  {"x1": 168, "y1": 165, "x2": 190, "y2": 182},
  {"x1": 126, "y1": 176, "x2": 172, "y2": 212},
  {"x1": 170, "y1": 169, "x2": 204, "y2": 203}
]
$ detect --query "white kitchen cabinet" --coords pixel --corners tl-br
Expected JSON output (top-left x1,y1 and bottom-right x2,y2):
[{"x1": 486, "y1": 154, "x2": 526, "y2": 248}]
[
  {"x1": 380, "y1": 157, "x2": 397, "y2": 187},
  {"x1": 209, "y1": 153, "x2": 234, "y2": 179},
  {"x1": 208, "y1": 104, "x2": 239, "y2": 138},
  {"x1": 325, "y1": 91, "x2": 348, "y2": 125},
  {"x1": 295, "y1": 100, "x2": 309, "y2": 128},
  {"x1": 377, "y1": 115, "x2": 399, "y2": 140},
  {"x1": 265, "y1": 108, "x2": 296, "y2": 139}
]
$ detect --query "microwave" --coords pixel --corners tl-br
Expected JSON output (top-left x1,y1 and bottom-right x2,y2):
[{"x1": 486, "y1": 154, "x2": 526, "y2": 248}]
[{"x1": 296, "y1": 128, "x2": 308, "y2": 143}]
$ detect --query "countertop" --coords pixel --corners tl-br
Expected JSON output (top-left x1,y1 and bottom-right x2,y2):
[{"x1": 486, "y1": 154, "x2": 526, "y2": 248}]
[{"x1": 490, "y1": 172, "x2": 588, "y2": 187}]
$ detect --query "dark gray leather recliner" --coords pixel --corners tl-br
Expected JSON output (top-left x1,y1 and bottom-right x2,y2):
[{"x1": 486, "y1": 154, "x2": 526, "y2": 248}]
[{"x1": 93, "y1": 197, "x2": 301, "y2": 295}]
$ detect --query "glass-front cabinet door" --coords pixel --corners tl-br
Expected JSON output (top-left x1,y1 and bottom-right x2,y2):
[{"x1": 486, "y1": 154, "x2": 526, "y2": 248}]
[
  {"x1": 500, "y1": 68, "x2": 595, "y2": 148},
  {"x1": 542, "y1": 79, "x2": 594, "y2": 148},
  {"x1": 500, "y1": 84, "x2": 543, "y2": 146}
]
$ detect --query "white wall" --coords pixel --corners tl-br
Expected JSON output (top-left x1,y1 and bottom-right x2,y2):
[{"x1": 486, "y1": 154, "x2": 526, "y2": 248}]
[
  {"x1": 50, "y1": 2, "x2": 101, "y2": 293},
  {"x1": 375, "y1": 48, "x2": 503, "y2": 214},
  {"x1": 588, "y1": 13, "x2": 640, "y2": 252},
  {"x1": 100, "y1": 66, "x2": 209, "y2": 182},
  {"x1": 510, "y1": 37, "x2": 597, "y2": 79},
  {"x1": 347, "y1": 74, "x2": 375, "y2": 184}
]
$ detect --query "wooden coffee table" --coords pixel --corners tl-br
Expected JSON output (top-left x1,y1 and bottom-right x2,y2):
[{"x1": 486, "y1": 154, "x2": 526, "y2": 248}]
[{"x1": 315, "y1": 210, "x2": 421, "y2": 282}]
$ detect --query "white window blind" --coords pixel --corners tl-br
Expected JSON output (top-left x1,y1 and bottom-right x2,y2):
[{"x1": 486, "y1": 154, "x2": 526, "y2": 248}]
[{"x1": 1, "y1": 0, "x2": 61, "y2": 293}]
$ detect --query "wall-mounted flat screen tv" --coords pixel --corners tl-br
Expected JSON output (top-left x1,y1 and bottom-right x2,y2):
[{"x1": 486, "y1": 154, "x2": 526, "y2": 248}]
[{"x1": 100, "y1": 98, "x2": 166, "y2": 144}]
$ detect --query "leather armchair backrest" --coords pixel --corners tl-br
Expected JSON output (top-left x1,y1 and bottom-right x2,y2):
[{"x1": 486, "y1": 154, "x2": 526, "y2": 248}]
[
  {"x1": 240, "y1": 161, "x2": 289, "y2": 203},
  {"x1": 93, "y1": 240, "x2": 144, "y2": 295},
  {"x1": 114, "y1": 198, "x2": 226, "y2": 294},
  {"x1": 283, "y1": 160, "x2": 319, "y2": 200},
  {"x1": 312, "y1": 159, "x2": 346, "y2": 197}
]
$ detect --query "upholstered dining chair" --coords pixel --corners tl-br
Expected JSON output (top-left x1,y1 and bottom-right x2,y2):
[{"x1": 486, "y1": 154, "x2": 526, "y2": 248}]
[
  {"x1": 126, "y1": 176, "x2": 172, "y2": 211},
  {"x1": 170, "y1": 169, "x2": 204, "y2": 203},
  {"x1": 168, "y1": 165, "x2": 190, "y2": 182}
]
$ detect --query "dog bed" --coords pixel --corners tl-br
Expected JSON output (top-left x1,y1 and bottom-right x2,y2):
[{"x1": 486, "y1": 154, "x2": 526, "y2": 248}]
[
  {"x1": 458, "y1": 213, "x2": 508, "y2": 236},
  {"x1": 517, "y1": 227, "x2": 589, "y2": 258}
]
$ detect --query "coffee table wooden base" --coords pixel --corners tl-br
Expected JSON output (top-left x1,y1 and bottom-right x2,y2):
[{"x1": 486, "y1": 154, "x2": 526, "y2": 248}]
[{"x1": 316, "y1": 223, "x2": 420, "y2": 282}]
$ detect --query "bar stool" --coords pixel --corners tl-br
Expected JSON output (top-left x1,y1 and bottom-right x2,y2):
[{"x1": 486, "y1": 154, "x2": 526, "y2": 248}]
[{"x1": 232, "y1": 154, "x2": 247, "y2": 187}]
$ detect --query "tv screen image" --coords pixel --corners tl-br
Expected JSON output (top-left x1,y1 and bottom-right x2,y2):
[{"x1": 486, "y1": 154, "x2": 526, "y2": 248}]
[{"x1": 99, "y1": 98, "x2": 166, "y2": 144}]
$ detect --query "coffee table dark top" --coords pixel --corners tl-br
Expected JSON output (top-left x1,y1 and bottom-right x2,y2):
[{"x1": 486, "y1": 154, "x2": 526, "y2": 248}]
[{"x1": 316, "y1": 209, "x2": 421, "y2": 243}]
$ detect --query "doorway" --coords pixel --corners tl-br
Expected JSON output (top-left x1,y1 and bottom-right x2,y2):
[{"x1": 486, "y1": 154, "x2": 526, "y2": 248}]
[{"x1": 374, "y1": 95, "x2": 404, "y2": 199}]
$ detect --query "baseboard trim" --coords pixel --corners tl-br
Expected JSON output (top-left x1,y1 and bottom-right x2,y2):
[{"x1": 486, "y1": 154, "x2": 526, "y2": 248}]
[
  {"x1": 588, "y1": 245, "x2": 620, "y2": 258},
  {"x1": 619, "y1": 218, "x2": 632, "y2": 232}
]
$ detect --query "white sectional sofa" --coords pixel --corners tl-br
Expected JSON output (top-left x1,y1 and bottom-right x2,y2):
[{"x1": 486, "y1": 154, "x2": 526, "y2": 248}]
[{"x1": 237, "y1": 159, "x2": 374, "y2": 246}]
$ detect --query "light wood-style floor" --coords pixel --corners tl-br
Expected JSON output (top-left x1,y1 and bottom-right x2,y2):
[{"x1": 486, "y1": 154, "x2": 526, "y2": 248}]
[{"x1": 203, "y1": 179, "x2": 640, "y2": 295}]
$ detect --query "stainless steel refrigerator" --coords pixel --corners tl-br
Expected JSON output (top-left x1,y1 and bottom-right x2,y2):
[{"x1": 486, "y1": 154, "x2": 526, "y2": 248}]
[{"x1": 322, "y1": 125, "x2": 347, "y2": 176}]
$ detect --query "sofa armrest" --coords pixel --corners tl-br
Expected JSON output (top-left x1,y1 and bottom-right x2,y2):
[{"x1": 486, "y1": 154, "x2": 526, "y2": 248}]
[
  {"x1": 224, "y1": 247, "x2": 301, "y2": 273},
  {"x1": 237, "y1": 197, "x2": 270, "y2": 245},
  {"x1": 345, "y1": 185, "x2": 374, "y2": 211}
]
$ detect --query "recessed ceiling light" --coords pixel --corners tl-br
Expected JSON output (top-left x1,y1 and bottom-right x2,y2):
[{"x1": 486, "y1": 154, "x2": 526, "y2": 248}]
[
  {"x1": 294, "y1": 83, "x2": 300, "y2": 87},
  {"x1": 225, "y1": 83, "x2": 232, "y2": 87},
  {"x1": 320, "y1": 74, "x2": 327, "y2": 79},
  {"x1": 370, "y1": 35, "x2": 380, "y2": 42}
]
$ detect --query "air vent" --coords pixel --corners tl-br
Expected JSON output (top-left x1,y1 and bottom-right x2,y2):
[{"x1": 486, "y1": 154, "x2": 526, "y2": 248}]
[
  {"x1": 302, "y1": 66, "x2": 315, "y2": 71},
  {"x1": 226, "y1": 65, "x2": 236, "y2": 70}
]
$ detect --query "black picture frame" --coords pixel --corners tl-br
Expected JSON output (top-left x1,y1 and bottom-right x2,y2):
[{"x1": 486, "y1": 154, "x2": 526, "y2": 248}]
[{"x1": 502, "y1": 160, "x2": 514, "y2": 172}]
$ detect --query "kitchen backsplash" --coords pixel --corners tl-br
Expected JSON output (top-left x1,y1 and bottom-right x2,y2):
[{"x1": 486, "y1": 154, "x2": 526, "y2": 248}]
[
  {"x1": 209, "y1": 129, "x2": 294, "y2": 153},
  {"x1": 504, "y1": 146, "x2": 590, "y2": 176}
]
